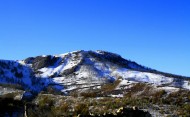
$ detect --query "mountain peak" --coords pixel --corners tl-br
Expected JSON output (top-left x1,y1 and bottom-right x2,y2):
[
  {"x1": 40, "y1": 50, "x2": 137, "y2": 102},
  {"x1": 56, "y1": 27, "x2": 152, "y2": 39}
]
[{"x1": 0, "y1": 50, "x2": 190, "y2": 96}]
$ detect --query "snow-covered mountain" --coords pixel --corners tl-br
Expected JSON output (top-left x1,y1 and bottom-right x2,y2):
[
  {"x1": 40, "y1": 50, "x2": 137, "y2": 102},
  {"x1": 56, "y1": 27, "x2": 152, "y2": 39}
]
[{"x1": 0, "y1": 50, "x2": 190, "y2": 95}]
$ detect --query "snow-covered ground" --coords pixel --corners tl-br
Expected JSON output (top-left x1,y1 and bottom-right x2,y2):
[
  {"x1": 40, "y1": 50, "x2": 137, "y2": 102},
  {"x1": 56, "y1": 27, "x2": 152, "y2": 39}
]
[{"x1": 0, "y1": 50, "x2": 190, "y2": 94}]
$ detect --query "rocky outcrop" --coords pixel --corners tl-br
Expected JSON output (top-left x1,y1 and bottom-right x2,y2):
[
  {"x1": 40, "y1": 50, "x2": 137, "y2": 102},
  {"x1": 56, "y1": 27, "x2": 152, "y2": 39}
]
[{"x1": 31, "y1": 55, "x2": 59, "y2": 70}]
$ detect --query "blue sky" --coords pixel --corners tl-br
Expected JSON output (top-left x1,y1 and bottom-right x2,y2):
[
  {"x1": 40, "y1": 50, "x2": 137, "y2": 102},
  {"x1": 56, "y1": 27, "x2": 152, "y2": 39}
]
[{"x1": 0, "y1": 0, "x2": 190, "y2": 76}]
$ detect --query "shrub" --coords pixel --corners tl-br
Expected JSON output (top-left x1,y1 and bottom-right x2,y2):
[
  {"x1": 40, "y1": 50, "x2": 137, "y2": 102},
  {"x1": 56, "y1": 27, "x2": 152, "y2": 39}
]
[
  {"x1": 153, "y1": 90, "x2": 166, "y2": 98},
  {"x1": 101, "y1": 79, "x2": 121, "y2": 92},
  {"x1": 38, "y1": 95, "x2": 54, "y2": 108},
  {"x1": 74, "y1": 103, "x2": 88, "y2": 115},
  {"x1": 52, "y1": 102, "x2": 69, "y2": 116},
  {"x1": 80, "y1": 92, "x2": 98, "y2": 98},
  {"x1": 70, "y1": 91, "x2": 79, "y2": 97},
  {"x1": 124, "y1": 83, "x2": 151, "y2": 98},
  {"x1": 0, "y1": 83, "x2": 23, "y2": 90},
  {"x1": 129, "y1": 83, "x2": 146, "y2": 92}
]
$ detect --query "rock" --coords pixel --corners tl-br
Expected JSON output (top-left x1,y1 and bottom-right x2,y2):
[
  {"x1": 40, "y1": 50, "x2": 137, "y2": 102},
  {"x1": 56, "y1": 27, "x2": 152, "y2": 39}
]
[
  {"x1": 32, "y1": 55, "x2": 59, "y2": 70},
  {"x1": 14, "y1": 93, "x2": 23, "y2": 101},
  {"x1": 117, "y1": 107, "x2": 124, "y2": 113},
  {"x1": 133, "y1": 106, "x2": 138, "y2": 110}
]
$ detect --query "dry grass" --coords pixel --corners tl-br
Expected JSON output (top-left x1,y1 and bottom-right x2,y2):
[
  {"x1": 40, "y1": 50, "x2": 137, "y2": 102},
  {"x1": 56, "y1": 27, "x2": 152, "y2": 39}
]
[
  {"x1": 101, "y1": 79, "x2": 121, "y2": 92},
  {"x1": 26, "y1": 83, "x2": 190, "y2": 116}
]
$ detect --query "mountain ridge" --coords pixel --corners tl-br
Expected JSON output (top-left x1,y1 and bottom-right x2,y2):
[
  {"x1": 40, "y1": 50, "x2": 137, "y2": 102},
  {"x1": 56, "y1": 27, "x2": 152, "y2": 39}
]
[
  {"x1": 21, "y1": 50, "x2": 190, "y2": 79},
  {"x1": 0, "y1": 50, "x2": 190, "y2": 96}
]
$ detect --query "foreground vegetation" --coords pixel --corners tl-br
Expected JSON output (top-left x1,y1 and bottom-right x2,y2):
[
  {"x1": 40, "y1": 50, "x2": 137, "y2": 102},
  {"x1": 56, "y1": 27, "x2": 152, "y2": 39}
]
[
  {"x1": 27, "y1": 81, "x2": 190, "y2": 117},
  {"x1": 34, "y1": 85, "x2": 190, "y2": 117},
  {"x1": 0, "y1": 82, "x2": 190, "y2": 117}
]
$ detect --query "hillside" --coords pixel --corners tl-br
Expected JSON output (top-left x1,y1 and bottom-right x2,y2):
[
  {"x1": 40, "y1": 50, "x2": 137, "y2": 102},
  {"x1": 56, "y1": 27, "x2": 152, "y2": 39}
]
[{"x1": 0, "y1": 50, "x2": 190, "y2": 116}]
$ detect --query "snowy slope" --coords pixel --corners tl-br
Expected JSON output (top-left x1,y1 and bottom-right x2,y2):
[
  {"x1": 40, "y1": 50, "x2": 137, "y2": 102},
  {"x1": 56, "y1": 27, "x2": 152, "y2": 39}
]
[{"x1": 0, "y1": 50, "x2": 190, "y2": 95}]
